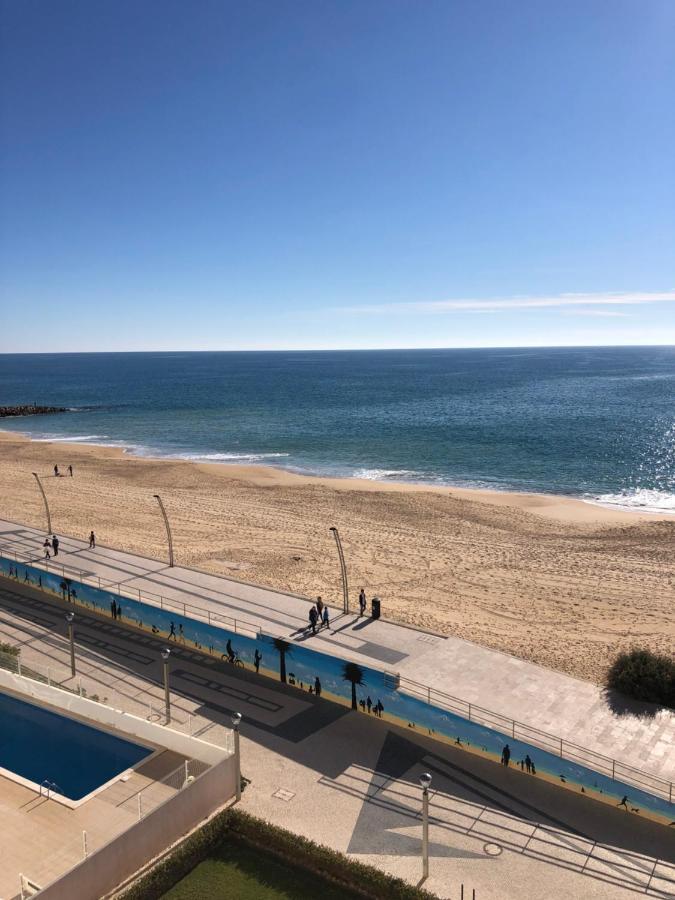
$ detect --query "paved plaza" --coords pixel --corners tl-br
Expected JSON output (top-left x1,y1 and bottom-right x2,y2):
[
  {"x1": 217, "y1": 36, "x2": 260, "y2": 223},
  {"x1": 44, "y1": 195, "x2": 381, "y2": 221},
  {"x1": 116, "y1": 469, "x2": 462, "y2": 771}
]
[{"x1": 0, "y1": 576, "x2": 674, "y2": 898}]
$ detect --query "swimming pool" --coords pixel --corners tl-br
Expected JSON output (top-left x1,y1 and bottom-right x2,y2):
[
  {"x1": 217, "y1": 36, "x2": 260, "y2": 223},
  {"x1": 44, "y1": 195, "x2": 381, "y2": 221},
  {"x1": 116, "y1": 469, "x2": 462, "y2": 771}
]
[{"x1": 0, "y1": 690, "x2": 153, "y2": 801}]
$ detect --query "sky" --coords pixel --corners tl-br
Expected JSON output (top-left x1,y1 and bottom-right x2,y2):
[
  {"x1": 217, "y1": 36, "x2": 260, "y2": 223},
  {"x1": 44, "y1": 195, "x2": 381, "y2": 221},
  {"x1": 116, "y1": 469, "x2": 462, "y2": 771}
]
[{"x1": 1, "y1": 0, "x2": 674, "y2": 352}]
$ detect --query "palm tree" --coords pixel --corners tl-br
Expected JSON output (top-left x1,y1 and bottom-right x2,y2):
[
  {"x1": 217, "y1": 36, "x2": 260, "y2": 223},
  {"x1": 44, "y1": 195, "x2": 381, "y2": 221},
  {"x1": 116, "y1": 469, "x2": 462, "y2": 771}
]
[
  {"x1": 342, "y1": 662, "x2": 365, "y2": 710},
  {"x1": 269, "y1": 638, "x2": 292, "y2": 683}
]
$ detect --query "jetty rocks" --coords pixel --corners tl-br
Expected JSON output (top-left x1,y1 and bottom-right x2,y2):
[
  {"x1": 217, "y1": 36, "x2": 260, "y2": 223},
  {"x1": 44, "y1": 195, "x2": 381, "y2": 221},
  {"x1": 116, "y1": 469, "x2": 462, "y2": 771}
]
[{"x1": 0, "y1": 405, "x2": 68, "y2": 418}]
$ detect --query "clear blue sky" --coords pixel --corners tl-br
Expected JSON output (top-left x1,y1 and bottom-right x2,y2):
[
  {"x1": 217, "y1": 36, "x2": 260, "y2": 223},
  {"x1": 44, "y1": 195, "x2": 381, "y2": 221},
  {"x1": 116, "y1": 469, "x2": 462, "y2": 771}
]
[{"x1": 1, "y1": 0, "x2": 674, "y2": 351}]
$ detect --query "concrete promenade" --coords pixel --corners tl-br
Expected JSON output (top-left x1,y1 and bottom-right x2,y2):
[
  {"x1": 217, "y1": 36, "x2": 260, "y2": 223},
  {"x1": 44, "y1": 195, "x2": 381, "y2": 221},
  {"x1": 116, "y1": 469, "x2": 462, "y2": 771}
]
[
  {"x1": 0, "y1": 578, "x2": 674, "y2": 899},
  {"x1": 1, "y1": 517, "x2": 674, "y2": 795}
]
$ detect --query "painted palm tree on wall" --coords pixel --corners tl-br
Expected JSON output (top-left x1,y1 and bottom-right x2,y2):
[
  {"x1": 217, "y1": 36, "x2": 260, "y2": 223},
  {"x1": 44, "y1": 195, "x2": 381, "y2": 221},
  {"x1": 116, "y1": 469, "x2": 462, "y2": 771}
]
[
  {"x1": 342, "y1": 661, "x2": 365, "y2": 710},
  {"x1": 270, "y1": 638, "x2": 292, "y2": 683}
]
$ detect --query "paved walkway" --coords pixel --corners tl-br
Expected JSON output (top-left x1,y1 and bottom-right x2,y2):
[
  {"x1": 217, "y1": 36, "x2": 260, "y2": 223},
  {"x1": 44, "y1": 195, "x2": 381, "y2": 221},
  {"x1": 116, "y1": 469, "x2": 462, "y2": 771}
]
[
  {"x1": 1, "y1": 518, "x2": 674, "y2": 794},
  {"x1": 1, "y1": 580, "x2": 673, "y2": 899}
]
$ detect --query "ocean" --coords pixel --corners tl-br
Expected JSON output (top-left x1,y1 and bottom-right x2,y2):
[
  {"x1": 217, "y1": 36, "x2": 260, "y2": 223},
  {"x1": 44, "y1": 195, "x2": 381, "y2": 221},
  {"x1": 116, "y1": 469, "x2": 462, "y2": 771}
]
[{"x1": 1, "y1": 347, "x2": 674, "y2": 511}]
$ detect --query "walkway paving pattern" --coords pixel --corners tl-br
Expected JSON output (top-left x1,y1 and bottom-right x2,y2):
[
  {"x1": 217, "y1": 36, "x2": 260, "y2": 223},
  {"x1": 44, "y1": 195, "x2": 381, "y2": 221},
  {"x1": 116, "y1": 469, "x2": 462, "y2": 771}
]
[
  {"x1": 1, "y1": 517, "x2": 675, "y2": 899},
  {"x1": 1, "y1": 518, "x2": 673, "y2": 787}
]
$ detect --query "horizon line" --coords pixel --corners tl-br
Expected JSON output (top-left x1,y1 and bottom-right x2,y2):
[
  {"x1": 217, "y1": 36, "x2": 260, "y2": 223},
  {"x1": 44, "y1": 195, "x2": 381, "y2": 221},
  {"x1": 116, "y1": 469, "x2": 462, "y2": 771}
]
[{"x1": 1, "y1": 342, "x2": 675, "y2": 356}]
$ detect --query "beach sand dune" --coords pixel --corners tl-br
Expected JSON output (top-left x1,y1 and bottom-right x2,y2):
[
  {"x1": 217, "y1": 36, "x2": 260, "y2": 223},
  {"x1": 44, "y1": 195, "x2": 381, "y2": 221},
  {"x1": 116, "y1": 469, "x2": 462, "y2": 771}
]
[{"x1": 0, "y1": 430, "x2": 673, "y2": 685}]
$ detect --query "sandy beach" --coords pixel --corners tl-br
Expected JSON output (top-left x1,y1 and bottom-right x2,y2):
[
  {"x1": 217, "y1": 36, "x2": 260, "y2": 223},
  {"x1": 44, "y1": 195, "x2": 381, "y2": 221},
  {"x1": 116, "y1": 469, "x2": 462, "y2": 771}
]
[{"x1": 0, "y1": 429, "x2": 673, "y2": 685}]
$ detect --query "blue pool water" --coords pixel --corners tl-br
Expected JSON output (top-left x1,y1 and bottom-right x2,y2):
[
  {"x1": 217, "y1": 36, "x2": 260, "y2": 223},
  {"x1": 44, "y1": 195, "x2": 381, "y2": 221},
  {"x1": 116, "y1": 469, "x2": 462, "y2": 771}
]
[{"x1": 0, "y1": 691, "x2": 152, "y2": 800}]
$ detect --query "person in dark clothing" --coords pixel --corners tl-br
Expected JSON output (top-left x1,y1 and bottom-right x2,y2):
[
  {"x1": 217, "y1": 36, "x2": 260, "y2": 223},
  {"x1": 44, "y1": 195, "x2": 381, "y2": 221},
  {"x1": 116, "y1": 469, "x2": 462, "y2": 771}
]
[
  {"x1": 52, "y1": 535, "x2": 59, "y2": 556},
  {"x1": 110, "y1": 599, "x2": 117, "y2": 620},
  {"x1": 322, "y1": 605, "x2": 330, "y2": 629},
  {"x1": 68, "y1": 465, "x2": 73, "y2": 476},
  {"x1": 43, "y1": 538, "x2": 51, "y2": 559},
  {"x1": 314, "y1": 676, "x2": 321, "y2": 697},
  {"x1": 525, "y1": 755, "x2": 532, "y2": 774},
  {"x1": 254, "y1": 649, "x2": 262, "y2": 673},
  {"x1": 359, "y1": 588, "x2": 367, "y2": 616},
  {"x1": 501, "y1": 744, "x2": 511, "y2": 767},
  {"x1": 376, "y1": 700, "x2": 384, "y2": 718},
  {"x1": 366, "y1": 696, "x2": 372, "y2": 714},
  {"x1": 309, "y1": 605, "x2": 318, "y2": 634},
  {"x1": 89, "y1": 531, "x2": 96, "y2": 549},
  {"x1": 618, "y1": 795, "x2": 629, "y2": 810},
  {"x1": 168, "y1": 621, "x2": 177, "y2": 641},
  {"x1": 316, "y1": 596, "x2": 324, "y2": 620},
  {"x1": 54, "y1": 464, "x2": 59, "y2": 477},
  {"x1": 226, "y1": 639, "x2": 235, "y2": 663}
]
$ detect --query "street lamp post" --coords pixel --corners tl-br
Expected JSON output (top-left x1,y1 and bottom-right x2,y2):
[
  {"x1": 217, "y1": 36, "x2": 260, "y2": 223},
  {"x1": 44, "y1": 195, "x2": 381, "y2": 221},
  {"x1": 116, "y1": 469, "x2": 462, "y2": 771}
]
[
  {"x1": 329, "y1": 526, "x2": 349, "y2": 614},
  {"x1": 153, "y1": 494, "x2": 175, "y2": 567},
  {"x1": 231, "y1": 711, "x2": 242, "y2": 801},
  {"x1": 66, "y1": 611, "x2": 76, "y2": 677},
  {"x1": 32, "y1": 472, "x2": 52, "y2": 534},
  {"x1": 419, "y1": 772, "x2": 432, "y2": 880},
  {"x1": 161, "y1": 648, "x2": 171, "y2": 723}
]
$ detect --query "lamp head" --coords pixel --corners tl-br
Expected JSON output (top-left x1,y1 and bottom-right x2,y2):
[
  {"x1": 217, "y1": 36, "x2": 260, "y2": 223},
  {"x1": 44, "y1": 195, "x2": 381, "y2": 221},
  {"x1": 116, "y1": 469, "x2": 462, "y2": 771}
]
[
  {"x1": 66, "y1": 612, "x2": 75, "y2": 623},
  {"x1": 231, "y1": 711, "x2": 242, "y2": 729},
  {"x1": 329, "y1": 526, "x2": 337, "y2": 532},
  {"x1": 161, "y1": 647, "x2": 171, "y2": 661},
  {"x1": 419, "y1": 772, "x2": 432, "y2": 791}
]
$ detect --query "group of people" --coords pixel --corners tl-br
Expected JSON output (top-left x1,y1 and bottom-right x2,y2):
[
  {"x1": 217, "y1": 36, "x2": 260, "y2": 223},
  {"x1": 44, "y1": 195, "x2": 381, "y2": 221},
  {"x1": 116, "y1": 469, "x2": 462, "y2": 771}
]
[
  {"x1": 43, "y1": 535, "x2": 60, "y2": 558},
  {"x1": 358, "y1": 696, "x2": 384, "y2": 717},
  {"x1": 308, "y1": 596, "x2": 330, "y2": 633},
  {"x1": 110, "y1": 599, "x2": 123, "y2": 620},
  {"x1": 501, "y1": 744, "x2": 536, "y2": 774},
  {"x1": 42, "y1": 532, "x2": 96, "y2": 558},
  {"x1": 53, "y1": 464, "x2": 74, "y2": 477}
]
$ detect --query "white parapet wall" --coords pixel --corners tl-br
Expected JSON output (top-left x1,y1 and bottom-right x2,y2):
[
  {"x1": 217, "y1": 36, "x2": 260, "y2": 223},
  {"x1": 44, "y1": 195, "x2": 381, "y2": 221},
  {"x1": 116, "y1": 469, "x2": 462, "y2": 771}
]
[{"x1": 0, "y1": 667, "x2": 231, "y2": 766}]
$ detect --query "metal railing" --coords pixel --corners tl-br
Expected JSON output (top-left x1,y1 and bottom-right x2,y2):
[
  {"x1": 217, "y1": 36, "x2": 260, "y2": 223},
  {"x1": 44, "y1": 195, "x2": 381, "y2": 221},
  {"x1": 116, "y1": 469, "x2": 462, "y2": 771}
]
[
  {"x1": 0, "y1": 540, "x2": 261, "y2": 637},
  {"x1": 0, "y1": 649, "x2": 235, "y2": 752},
  {"x1": 1, "y1": 541, "x2": 673, "y2": 808},
  {"x1": 397, "y1": 674, "x2": 674, "y2": 804},
  {"x1": 18, "y1": 757, "x2": 212, "y2": 898}
]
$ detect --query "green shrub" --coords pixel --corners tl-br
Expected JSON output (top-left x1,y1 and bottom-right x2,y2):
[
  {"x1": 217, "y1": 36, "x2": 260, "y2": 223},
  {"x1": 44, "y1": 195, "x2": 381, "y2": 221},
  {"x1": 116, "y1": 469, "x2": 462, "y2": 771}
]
[
  {"x1": 118, "y1": 808, "x2": 437, "y2": 900},
  {"x1": 0, "y1": 642, "x2": 20, "y2": 657},
  {"x1": 607, "y1": 648, "x2": 675, "y2": 708}
]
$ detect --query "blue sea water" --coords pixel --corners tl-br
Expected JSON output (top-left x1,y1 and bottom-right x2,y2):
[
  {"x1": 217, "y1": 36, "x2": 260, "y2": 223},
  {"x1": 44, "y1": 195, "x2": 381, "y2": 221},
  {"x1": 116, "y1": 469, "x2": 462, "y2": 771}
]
[{"x1": 0, "y1": 347, "x2": 674, "y2": 510}]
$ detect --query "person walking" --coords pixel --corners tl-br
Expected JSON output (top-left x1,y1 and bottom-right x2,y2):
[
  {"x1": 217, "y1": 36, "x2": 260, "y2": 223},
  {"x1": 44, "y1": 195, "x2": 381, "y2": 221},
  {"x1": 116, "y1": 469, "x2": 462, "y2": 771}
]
[
  {"x1": 110, "y1": 599, "x2": 117, "y2": 620},
  {"x1": 314, "y1": 676, "x2": 322, "y2": 697},
  {"x1": 316, "y1": 596, "x2": 324, "y2": 620},
  {"x1": 54, "y1": 464, "x2": 59, "y2": 477},
  {"x1": 89, "y1": 531, "x2": 96, "y2": 549},
  {"x1": 309, "y1": 605, "x2": 318, "y2": 634},
  {"x1": 359, "y1": 588, "x2": 367, "y2": 616},
  {"x1": 501, "y1": 744, "x2": 511, "y2": 767},
  {"x1": 254, "y1": 649, "x2": 262, "y2": 673},
  {"x1": 168, "y1": 621, "x2": 177, "y2": 641},
  {"x1": 366, "y1": 696, "x2": 372, "y2": 714},
  {"x1": 322, "y1": 605, "x2": 330, "y2": 629},
  {"x1": 52, "y1": 535, "x2": 59, "y2": 556},
  {"x1": 68, "y1": 465, "x2": 73, "y2": 477},
  {"x1": 43, "y1": 538, "x2": 51, "y2": 559}
]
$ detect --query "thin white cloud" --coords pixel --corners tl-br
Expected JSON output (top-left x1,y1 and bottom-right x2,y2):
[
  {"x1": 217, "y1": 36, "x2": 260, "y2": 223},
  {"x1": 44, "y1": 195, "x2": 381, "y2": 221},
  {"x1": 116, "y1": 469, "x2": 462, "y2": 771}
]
[{"x1": 343, "y1": 290, "x2": 675, "y2": 315}]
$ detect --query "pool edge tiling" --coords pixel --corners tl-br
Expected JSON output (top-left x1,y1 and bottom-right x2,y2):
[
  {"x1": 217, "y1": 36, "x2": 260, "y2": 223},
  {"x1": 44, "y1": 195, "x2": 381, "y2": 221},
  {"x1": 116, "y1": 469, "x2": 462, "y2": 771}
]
[{"x1": 0, "y1": 688, "x2": 154, "y2": 804}]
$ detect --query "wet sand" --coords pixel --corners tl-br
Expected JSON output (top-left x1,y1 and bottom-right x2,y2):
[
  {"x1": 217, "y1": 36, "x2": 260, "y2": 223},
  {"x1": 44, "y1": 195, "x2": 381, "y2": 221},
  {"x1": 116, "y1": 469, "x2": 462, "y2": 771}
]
[{"x1": 0, "y1": 429, "x2": 673, "y2": 684}]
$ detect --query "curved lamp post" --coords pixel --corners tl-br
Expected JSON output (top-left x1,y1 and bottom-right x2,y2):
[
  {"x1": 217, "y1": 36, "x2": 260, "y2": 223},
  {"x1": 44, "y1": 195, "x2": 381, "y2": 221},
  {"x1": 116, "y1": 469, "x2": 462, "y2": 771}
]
[
  {"x1": 66, "y1": 611, "x2": 76, "y2": 677},
  {"x1": 419, "y1": 772, "x2": 432, "y2": 880},
  {"x1": 232, "y1": 711, "x2": 243, "y2": 801},
  {"x1": 32, "y1": 472, "x2": 52, "y2": 534},
  {"x1": 161, "y1": 647, "x2": 171, "y2": 723},
  {"x1": 329, "y1": 526, "x2": 349, "y2": 614},
  {"x1": 153, "y1": 494, "x2": 174, "y2": 567}
]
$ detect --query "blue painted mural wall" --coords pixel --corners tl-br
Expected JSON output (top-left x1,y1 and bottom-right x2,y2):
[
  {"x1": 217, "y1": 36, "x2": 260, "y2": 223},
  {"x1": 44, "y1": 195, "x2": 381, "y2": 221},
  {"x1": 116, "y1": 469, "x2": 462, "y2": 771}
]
[{"x1": 1, "y1": 554, "x2": 672, "y2": 825}]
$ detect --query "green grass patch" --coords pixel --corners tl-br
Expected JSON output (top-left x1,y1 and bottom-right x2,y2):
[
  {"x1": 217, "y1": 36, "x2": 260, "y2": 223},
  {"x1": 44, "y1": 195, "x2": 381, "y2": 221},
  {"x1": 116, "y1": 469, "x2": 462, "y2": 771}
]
[{"x1": 162, "y1": 837, "x2": 361, "y2": 900}]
